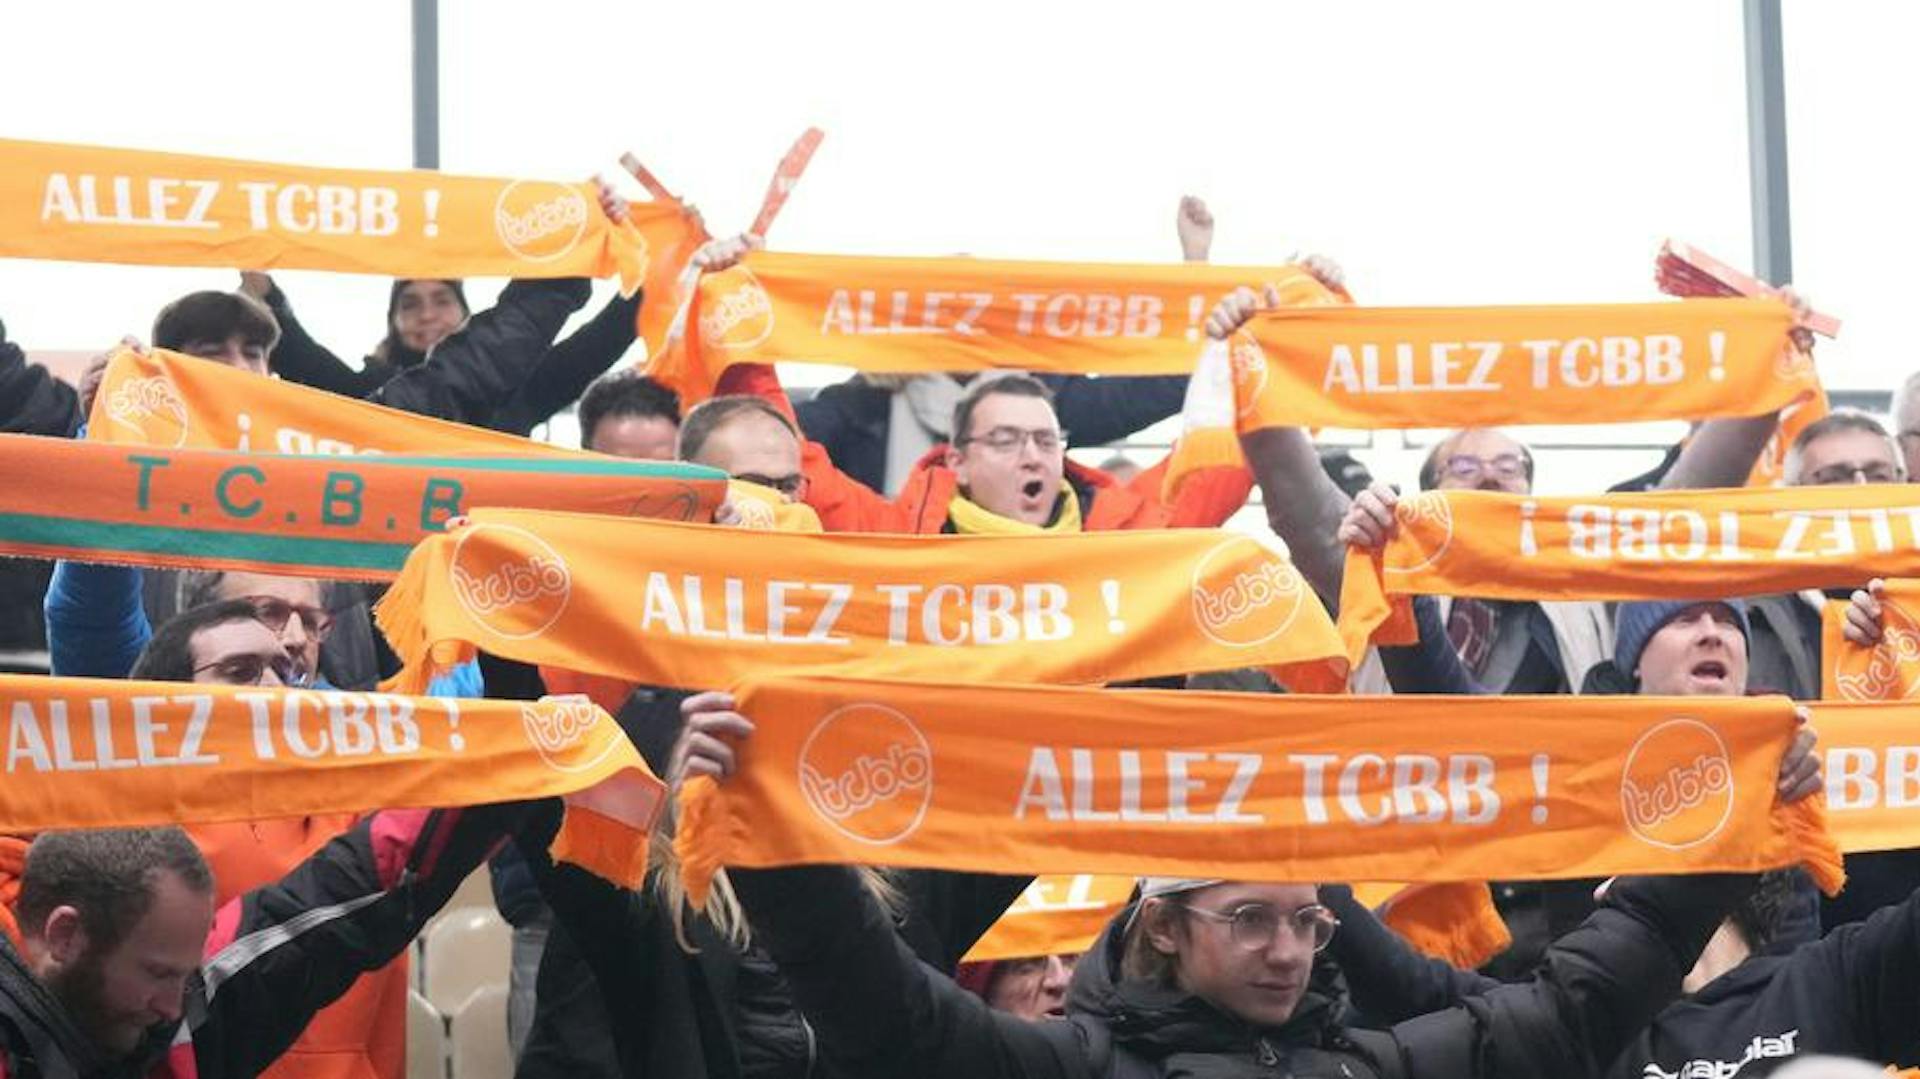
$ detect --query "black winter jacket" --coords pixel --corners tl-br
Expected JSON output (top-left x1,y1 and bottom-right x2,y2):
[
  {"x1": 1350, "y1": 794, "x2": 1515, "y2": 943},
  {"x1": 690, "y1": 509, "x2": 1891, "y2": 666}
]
[
  {"x1": 1327, "y1": 880, "x2": 1920, "y2": 1079},
  {"x1": 262, "y1": 279, "x2": 623, "y2": 436},
  {"x1": 0, "y1": 339, "x2": 79, "y2": 660},
  {"x1": 0, "y1": 341, "x2": 80, "y2": 438},
  {"x1": 522, "y1": 856, "x2": 1028, "y2": 1079},
  {"x1": 795, "y1": 373, "x2": 1189, "y2": 493},
  {"x1": 729, "y1": 864, "x2": 1751, "y2": 1079},
  {"x1": 0, "y1": 801, "x2": 553, "y2": 1079}
]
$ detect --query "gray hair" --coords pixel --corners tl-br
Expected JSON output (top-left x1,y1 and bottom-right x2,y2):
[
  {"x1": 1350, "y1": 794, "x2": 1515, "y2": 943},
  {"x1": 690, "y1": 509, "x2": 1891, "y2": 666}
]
[{"x1": 1782, "y1": 408, "x2": 1904, "y2": 486}]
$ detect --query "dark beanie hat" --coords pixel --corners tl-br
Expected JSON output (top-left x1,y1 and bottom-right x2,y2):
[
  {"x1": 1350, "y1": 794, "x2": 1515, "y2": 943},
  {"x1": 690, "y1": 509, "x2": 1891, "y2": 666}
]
[{"x1": 1614, "y1": 599, "x2": 1751, "y2": 680}]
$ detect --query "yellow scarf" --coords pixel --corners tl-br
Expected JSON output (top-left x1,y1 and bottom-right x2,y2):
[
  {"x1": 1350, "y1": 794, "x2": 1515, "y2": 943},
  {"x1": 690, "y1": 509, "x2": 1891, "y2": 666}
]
[{"x1": 948, "y1": 488, "x2": 1082, "y2": 535}]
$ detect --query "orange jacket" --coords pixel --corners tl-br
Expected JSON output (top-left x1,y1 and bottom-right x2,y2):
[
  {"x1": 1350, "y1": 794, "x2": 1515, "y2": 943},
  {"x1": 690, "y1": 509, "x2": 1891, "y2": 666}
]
[
  {"x1": 189, "y1": 818, "x2": 407, "y2": 1079},
  {"x1": 715, "y1": 364, "x2": 1252, "y2": 534}
]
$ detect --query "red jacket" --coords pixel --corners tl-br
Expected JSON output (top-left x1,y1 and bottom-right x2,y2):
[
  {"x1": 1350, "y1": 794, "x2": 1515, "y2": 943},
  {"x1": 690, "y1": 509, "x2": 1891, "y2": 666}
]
[{"x1": 715, "y1": 364, "x2": 1252, "y2": 534}]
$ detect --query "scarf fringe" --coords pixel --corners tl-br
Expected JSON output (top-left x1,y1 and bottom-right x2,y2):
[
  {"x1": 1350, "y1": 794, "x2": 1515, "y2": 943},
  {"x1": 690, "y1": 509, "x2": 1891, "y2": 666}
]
[
  {"x1": 1785, "y1": 796, "x2": 1847, "y2": 896},
  {"x1": 371, "y1": 558, "x2": 462, "y2": 695},
  {"x1": 552, "y1": 803, "x2": 651, "y2": 889},
  {"x1": 673, "y1": 776, "x2": 734, "y2": 908}
]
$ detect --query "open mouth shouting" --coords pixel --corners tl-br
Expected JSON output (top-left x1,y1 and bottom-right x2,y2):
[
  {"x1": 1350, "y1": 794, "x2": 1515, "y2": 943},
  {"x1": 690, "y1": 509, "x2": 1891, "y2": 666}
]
[{"x1": 1686, "y1": 658, "x2": 1732, "y2": 691}]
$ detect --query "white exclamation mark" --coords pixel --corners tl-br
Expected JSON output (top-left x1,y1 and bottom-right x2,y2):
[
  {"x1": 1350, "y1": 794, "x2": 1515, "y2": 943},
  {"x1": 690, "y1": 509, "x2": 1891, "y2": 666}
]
[
  {"x1": 1102, "y1": 580, "x2": 1125, "y2": 634},
  {"x1": 446, "y1": 700, "x2": 465, "y2": 752},
  {"x1": 423, "y1": 189, "x2": 441, "y2": 238},
  {"x1": 1530, "y1": 753, "x2": 1549, "y2": 824},
  {"x1": 1184, "y1": 295, "x2": 1205, "y2": 341},
  {"x1": 1518, "y1": 500, "x2": 1538, "y2": 557},
  {"x1": 236, "y1": 412, "x2": 252, "y2": 453},
  {"x1": 1707, "y1": 331, "x2": 1726, "y2": 382}
]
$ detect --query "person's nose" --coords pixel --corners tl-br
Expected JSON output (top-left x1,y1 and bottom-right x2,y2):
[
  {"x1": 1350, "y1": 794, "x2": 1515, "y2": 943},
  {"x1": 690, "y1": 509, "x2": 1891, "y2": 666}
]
[
  {"x1": 1041, "y1": 955, "x2": 1072, "y2": 993},
  {"x1": 1263, "y1": 925, "x2": 1314, "y2": 969},
  {"x1": 280, "y1": 611, "x2": 312, "y2": 651}
]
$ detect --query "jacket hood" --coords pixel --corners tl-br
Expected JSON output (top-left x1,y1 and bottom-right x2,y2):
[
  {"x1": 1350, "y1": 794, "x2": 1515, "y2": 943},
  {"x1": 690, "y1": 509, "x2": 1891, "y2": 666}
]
[
  {"x1": 1066, "y1": 902, "x2": 1346, "y2": 1061},
  {"x1": 1688, "y1": 952, "x2": 1789, "y2": 1006}
]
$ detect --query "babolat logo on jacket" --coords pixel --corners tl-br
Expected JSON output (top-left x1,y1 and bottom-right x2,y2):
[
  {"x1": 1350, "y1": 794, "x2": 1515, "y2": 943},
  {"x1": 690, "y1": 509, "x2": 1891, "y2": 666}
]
[{"x1": 1641, "y1": 1030, "x2": 1799, "y2": 1079}]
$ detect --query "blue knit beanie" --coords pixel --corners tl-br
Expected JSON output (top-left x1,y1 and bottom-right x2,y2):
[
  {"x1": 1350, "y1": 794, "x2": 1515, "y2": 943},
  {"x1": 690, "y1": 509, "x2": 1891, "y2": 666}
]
[{"x1": 1614, "y1": 600, "x2": 1751, "y2": 681}]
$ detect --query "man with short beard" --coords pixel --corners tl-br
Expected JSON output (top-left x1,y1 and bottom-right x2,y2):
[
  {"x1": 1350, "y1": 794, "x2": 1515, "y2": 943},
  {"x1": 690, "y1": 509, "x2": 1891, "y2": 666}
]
[{"x1": 0, "y1": 793, "x2": 558, "y2": 1079}]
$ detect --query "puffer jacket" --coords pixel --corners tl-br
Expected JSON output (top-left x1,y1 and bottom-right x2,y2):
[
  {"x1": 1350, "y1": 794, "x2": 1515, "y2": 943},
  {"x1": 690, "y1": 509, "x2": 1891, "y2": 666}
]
[{"x1": 728, "y1": 863, "x2": 1752, "y2": 1079}]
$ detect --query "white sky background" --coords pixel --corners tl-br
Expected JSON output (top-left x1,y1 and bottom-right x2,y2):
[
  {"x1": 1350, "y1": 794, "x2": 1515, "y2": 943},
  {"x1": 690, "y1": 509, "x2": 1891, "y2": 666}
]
[{"x1": 0, "y1": 1, "x2": 1912, "y2": 492}]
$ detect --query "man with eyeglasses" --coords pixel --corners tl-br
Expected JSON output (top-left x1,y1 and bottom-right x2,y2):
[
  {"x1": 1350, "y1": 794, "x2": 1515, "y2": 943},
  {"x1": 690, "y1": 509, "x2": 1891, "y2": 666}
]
[
  {"x1": 52, "y1": 568, "x2": 328, "y2": 687},
  {"x1": 127, "y1": 598, "x2": 307, "y2": 688},
  {"x1": 1206, "y1": 286, "x2": 1794, "y2": 699},
  {"x1": 688, "y1": 233, "x2": 1256, "y2": 537},
  {"x1": 701, "y1": 363, "x2": 1254, "y2": 535},
  {"x1": 1727, "y1": 409, "x2": 1909, "y2": 705}
]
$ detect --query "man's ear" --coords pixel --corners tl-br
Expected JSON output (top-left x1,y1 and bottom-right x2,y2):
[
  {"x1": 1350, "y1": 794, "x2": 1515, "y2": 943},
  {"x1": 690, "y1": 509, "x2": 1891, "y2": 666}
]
[{"x1": 41, "y1": 905, "x2": 87, "y2": 964}]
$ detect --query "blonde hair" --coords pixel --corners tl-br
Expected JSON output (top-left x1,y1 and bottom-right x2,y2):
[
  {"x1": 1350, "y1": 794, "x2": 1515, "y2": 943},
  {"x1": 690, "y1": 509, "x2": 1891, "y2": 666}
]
[{"x1": 649, "y1": 804, "x2": 906, "y2": 954}]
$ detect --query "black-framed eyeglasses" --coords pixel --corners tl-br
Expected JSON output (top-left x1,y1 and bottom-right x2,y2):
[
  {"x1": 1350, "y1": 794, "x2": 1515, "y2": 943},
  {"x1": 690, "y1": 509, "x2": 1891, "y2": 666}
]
[
  {"x1": 1441, "y1": 453, "x2": 1529, "y2": 484},
  {"x1": 957, "y1": 427, "x2": 1066, "y2": 455},
  {"x1": 238, "y1": 595, "x2": 336, "y2": 641},
  {"x1": 1178, "y1": 902, "x2": 1339, "y2": 953},
  {"x1": 191, "y1": 651, "x2": 307, "y2": 688},
  {"x1": 732, "y1": 472, "x2": 808, "y2": 498},
  {"x1": 1805, "y1": 460, "x2": 1903, "y2": 486}
]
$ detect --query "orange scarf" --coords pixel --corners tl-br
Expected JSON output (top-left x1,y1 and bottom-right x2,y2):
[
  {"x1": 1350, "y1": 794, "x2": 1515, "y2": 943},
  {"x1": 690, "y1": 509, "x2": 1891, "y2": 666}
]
[
  {"x1": 0, "y1": 137, "x2": 703, "y2": 296},
  {"x1": 1340, "y1": 485, "x2": 1920, "y2": 665},
  {"x1": 673, "y1": 674, "x2": 1842, "y2": 906},
  {"x1": 1348, "y1": 881, "x2": 1513, "y2": 970},
  {"x1": 89, "y1": 346, "x2": 605, "y2": 458},
  {"x1": 0, "y1": 433, "x2": 724, "y2": 580},
  {"x1": 1822, "y1": 579, "x2": 1920, "y2": 704},
  {"x1": 376, "y1": 508, "x2": 1349, "y2": 694},
  {"x1": 962, "y1": 875, "x2": 1138, "y2": 963},
  {"x1": 0, "y1": 676, "x2": 662, "y2": 887},
  {"x1": 644, "y1": 252, "x2": 1345, "y2": 402},
  {"x1": 1226, "y1": 297, "x2": 1809, "y2": 430}
]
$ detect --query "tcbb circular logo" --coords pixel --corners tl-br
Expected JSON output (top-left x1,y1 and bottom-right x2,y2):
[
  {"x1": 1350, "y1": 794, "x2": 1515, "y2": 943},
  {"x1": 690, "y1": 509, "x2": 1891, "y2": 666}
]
[
  {"x1": 519, "y1": 697, "x2": 618, "y2": 774},
  {"x1": 1833, "y1": 599, "x2": 1920, "y2": 702},
  {"x1": 700, "y1": 266, "x2": 774, "y2": 351},
  {"x1": 1383, "y1": 491, "x2": 1455, "y2": 575},
  {"x1": 449, "y1": 524, "x2": 572, "y2": 640},
  {"x1": 797, "y1": 703, "x2": 934, "y2": 846},
  {"x1": 105, "y1": 375, "x2": 189, "y2": 448},
  {"x1": 1620, "y1": 718, "x2": 1735, "y2": 851},
  {"x1": 494, "y1": 180, "x2": 590, "y2": 263},
  {"x1": 1228, "y1": 334, "x2": 1269, "y2": 421},
  {"x1": 1189, "y1": 535, "x2": 1306, "y2": 648}
]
